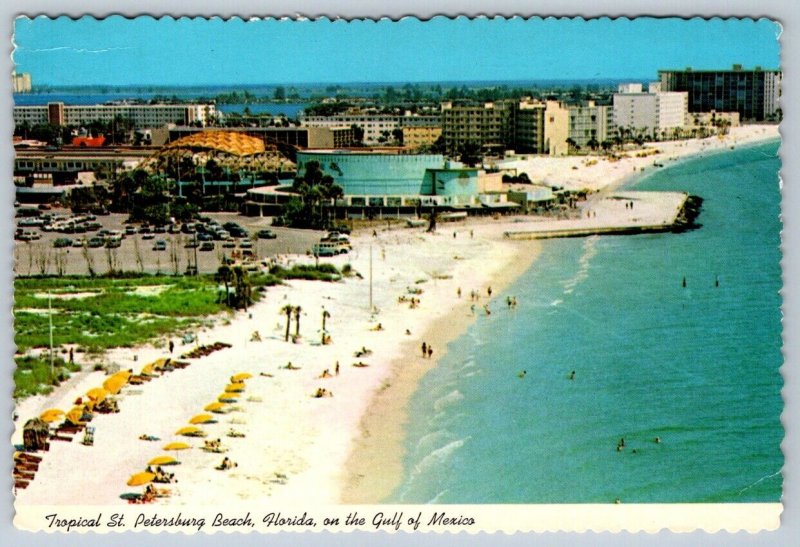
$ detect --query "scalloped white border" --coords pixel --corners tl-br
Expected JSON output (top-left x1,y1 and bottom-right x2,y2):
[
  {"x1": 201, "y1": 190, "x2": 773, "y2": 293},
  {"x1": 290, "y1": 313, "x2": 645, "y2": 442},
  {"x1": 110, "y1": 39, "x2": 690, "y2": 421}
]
[{"x1": 1, "y1": 5, "x2": 795, "y2": 545}]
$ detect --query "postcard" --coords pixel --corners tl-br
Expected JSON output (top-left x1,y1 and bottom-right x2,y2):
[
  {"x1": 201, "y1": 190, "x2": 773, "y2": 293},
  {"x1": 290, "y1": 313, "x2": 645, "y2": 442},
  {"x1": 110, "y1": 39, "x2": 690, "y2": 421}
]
[{"x1": 9, "y1": 15, "x2": 783, "y2": 534}]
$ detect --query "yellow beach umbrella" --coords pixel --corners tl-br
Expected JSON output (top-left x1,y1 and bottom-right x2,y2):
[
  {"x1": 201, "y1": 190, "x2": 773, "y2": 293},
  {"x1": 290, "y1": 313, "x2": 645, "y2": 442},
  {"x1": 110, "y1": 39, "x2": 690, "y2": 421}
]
[
  {"x1": 151, "y1": 358, "x2": 169, "y2": 370},
  {"x1": 127, "y1": 471, "x2": 156, "y2": 487},
  {"x1": 218, "y1": 393, "x2": 240, "y2": 402},
  {"x1": 231, "y1": 372, "x2": 252, "y2": 382},
  {"x1": 163, "y1": 442, "x2": 191, "y2": 451},
  {"x1": 175, "y1": 426, "x2": 201, "y2": 436},
  {"x1": 114, "y1": 369, "x2": 133, "y2": 380},
  {"x1": 40, "y1": 409, "x2": 64, "y2": 423},
  {"x1": 86, "y1": 387, "x2": 108, "y2": 401},
  {"x1": 224, "y1": 383, "x2": 245, "y2": 393},
  {"x1": 103, "y1": 375, "x2": 127, "y2": 395},
  {"x1": 65, "y1": 407, "x2": 84, "y2": 425},
  {"x1": 148, "y1": 455, "x2": 178, "y2": 466},
  {"x1": 204, "y1": 402, "x2": 225, "y2": 412},
  {"x1": 140, "y1": 364, "x2": 156, "y2": 376},
  {"x1": 189, "y1": 413, "x2": 214, "y2": 425}
]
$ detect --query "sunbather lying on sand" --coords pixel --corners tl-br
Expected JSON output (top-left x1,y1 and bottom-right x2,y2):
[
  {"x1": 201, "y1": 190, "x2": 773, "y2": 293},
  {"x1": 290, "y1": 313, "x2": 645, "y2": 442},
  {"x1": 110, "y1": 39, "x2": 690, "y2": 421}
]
[
  {"x1": 227, "y1": 429, "x2": 245, "y2": 438},
  {"x1": 313, "y1": 388, "x2": 334, "y2": 398},
  {"x1": 138, "y1": 434, "x2": 160, "y2": 441},
  {"x1": 283, "y1": 362, "x2": 300, "y2": 370},
  {"x1": 216, "y1": 457, "x2": 238, "y2": 470}
]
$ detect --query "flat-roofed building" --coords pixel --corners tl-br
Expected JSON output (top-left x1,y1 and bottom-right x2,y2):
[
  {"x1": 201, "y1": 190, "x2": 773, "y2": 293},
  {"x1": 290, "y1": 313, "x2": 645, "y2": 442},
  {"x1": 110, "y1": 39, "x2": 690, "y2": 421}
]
[
  {"x1": 658, "y1": 65, "x2": 782, "y2": 121},
  {"x1": 12, "y1": 71, "x2": 32, "y2": 93},
  {"x1": 568, "y1": 101, "x2": 614, "y2": 149},
  {"x1": 402, "y1": 126, "x2": 442, "y2": 149},
  {"x1": 441, "y1": 100, "x2": 517, "y2": 154},
  {"x1": 300, "y1": 111, "x2": 441, "y2": 145},
  {"x1": 13, "y1": 102, "x2": 217, "y2": 128},
  {"x1": 167, "y1": 125, "x2": 355, "y2": 149},
  {"x1": 613, "y1": 83, "x2": 688, "y2": 139}
]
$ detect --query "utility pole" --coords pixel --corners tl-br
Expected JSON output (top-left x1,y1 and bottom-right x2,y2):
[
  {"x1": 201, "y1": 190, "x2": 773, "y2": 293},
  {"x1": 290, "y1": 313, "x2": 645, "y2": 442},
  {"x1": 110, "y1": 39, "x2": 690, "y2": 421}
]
[
  {"x1": 369, "y1": 244, "x2": 373, "y2": 312},
  {"x1": 48, "y1": 292, "x2": 54, "y2": 380}
]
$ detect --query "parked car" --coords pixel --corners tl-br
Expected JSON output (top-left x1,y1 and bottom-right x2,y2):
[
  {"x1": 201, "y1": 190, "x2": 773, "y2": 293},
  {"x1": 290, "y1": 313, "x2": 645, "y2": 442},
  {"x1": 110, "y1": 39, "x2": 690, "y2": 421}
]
[
  {"x1": 142, "y1": 233, "x2": 156, "y2": 240},
  {"x1": 197, "y1": 232, "x2": 213, "y2": 241},
  {"x1": 185, "y1": 240, "x2": 199, "y2": 248},
  {"x1": 222, "y1": 241, "x2": 236, "y2": 248},
  {"x1": 105, "y1": 238, "x2": 122, "y2": 248},
  {"x1": 125, "y1": 226, "x2": 137, "y2": 235},
  {"x1": 53, "y1": 237, "x2": 73, "y2": 248},
  {"x1": 239, "y1": 241, "x2": 253, "y2": 249},
  {"x1": 153, "y1": 240, "x2": 167, "y2": 251},
  {"x1": 88, "y1": 237, "x2": 105, "y2": 248},
  {"x1": 199, "y1": 241, "x2": 215, "y2": 252},
  {"x1": 257, "y1": 229, "x2": 277, "y2": 239}
]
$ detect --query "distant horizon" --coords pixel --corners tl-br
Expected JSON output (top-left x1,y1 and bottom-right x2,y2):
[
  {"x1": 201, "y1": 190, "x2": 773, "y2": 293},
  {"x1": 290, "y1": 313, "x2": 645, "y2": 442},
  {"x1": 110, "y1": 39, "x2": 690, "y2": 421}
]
[{"x1": 13, "y1": 17, "x2": 780, "y2": 87}]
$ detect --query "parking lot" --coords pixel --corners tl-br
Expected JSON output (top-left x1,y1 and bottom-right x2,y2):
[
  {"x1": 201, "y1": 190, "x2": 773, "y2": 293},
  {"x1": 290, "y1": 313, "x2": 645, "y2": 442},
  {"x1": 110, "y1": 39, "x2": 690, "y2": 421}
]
[{"x1": 14, "y1": 208, "x2": 326, "y2": 276}]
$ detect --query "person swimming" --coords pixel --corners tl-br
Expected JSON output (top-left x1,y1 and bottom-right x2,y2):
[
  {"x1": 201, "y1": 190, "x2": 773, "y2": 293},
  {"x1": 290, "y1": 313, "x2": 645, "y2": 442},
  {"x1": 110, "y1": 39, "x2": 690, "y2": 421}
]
[
  {"x1": 518, "y1": 370, "x2": 527, "y2": 379},
  {"x1": 568, "y1": 370, "x2": 576, "y2": 380}
]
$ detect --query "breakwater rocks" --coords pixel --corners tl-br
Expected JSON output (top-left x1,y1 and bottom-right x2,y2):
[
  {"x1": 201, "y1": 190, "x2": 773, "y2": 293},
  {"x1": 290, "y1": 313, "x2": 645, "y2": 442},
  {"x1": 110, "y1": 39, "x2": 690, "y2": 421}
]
[{"x1": 672, "y1": 195, "x2": 704, "y2": 232}]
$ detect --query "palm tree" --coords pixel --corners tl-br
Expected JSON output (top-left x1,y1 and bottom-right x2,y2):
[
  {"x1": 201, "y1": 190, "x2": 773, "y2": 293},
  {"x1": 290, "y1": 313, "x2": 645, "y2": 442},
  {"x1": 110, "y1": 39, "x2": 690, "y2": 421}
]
[
  {"x1": 281, "y1": 305, "x2": 294, "y2": 342},
  {"x1": 216, "y1": 265, "x2": 233, "y2": 306},
  {"x1": 321, "y1": 309, "x2": 331, "y2": 344},
  {"x1": 294, "y1": 305, "x2": 303, "y2": 338},
  {"x1": 232, "y1": 265, "x2": 251, "y2": 311}
]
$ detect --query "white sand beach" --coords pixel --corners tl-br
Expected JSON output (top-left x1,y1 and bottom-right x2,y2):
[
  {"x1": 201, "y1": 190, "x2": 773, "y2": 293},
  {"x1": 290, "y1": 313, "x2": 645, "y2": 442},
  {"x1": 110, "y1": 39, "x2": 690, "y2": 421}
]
[{"x1": 13, "y1": 125, "x2": 779, "y2": 507}]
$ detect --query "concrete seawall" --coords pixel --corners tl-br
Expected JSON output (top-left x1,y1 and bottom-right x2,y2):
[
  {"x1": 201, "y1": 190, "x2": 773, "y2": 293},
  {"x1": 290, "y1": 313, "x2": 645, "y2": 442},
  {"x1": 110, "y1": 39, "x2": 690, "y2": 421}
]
[{"x1": 504, "y1": 191, "x2": 702, "y2": 240}]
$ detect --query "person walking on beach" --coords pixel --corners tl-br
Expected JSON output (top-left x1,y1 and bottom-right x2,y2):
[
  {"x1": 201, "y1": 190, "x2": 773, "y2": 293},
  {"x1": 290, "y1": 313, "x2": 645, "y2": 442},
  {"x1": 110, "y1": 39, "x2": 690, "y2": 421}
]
[
  {"x1": 457, "y1": 287, "x2": 462, "y2": 299},
  {"x1": 487, "y1": 286, "x2": 492, "y2": 297},
  {"x1": 427, "y1": 346, "x2": 433, "y2": 359},
  {"x1": 335, "y1": 361, "x2": 340, "y2": 376},
  {"x1": 422, "y1": 342, "x2": 427, "y2": 358},
  {"x1": 69, "y1": 347, "x2": 74, "y2": 364},
  {"x1": 169, "y1": 340, "x2": 174, "y2": 354}
]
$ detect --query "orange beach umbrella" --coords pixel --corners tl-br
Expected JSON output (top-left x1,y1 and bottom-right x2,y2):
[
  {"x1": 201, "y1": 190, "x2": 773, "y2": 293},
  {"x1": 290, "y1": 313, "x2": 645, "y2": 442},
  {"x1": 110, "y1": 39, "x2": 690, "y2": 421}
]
[
  {"x1": 40, "y1": 409, "x2": 64, "y2": 423},
  {"x1": 86, "y1": 387, "x2": 108, "y2": 401},
  {"x1": 103, "y1": 375, "x2": 127, "y2": 395}
]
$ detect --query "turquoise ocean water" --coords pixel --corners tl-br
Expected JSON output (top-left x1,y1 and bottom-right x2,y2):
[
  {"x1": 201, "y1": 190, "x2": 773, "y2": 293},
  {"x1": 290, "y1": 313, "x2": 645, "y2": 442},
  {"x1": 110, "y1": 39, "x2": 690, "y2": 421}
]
[{"x1": 389, "y1": 140, "x2": 783, "y2": 504}]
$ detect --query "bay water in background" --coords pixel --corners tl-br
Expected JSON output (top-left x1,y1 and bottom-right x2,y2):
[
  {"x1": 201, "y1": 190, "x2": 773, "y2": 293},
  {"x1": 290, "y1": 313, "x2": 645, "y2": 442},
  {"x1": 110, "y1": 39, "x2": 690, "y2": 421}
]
[{"x1": 390, "y1": 140, "x2": 783, "y2": 503}]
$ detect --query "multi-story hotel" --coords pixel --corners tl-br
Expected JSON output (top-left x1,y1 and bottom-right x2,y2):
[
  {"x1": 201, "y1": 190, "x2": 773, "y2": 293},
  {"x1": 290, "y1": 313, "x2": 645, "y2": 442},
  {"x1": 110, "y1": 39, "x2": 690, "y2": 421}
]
[
  {"x1": 443, "y1": 99, "x2": 571, "y2": 156},
  {"x1": 300, "y1": 111, "x2": 441, "y2": 145},
  {"x1": 440, "y1": 100, "x2": 517, "y2": 154},
  {"x1": 13, "y1": 102, "x2": 217, "y2": 128},
  {"x1": 658, "y1": 65, "x2": 782, "y2": 121},
  {"x1": 568, "y1": 101, "x2": 614, "y2": 148},
  {"x1": 613, "y1": 83, "x2": 688, "y2": 138}
]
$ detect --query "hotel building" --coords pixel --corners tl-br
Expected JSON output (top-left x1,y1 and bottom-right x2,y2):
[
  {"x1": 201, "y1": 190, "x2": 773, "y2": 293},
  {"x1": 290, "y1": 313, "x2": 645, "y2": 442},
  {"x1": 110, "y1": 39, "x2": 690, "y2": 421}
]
[
  {"x1": 658, "y1": 65, "x2": 782, "y2": 121},
  {"x1": 13, "y1": 102, "x2": 217, "y2": 128},
  {"x1": 613, "y1": 83, "x2": 688, "y2": 138}
]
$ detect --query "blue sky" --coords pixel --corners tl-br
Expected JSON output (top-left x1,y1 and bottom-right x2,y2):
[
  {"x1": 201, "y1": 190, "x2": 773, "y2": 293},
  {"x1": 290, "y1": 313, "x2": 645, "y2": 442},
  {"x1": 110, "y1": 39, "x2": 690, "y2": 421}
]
[{"x1": 13, "y1": 16, "x2": 781, "y2": 86}]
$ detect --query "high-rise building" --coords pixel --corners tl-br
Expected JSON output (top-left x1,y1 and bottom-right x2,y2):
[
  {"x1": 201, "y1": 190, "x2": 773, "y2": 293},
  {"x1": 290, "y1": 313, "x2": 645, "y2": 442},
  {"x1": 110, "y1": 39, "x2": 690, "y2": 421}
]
[
  {"x1": 613, "y1": 83, "x2": 688, "y2": 139},
  {"x1": 12, "y1": 71, "x2": 32, "y2": 93},
  {"x1": 440, "y1": 100, "x2": 517, "y2": 154},
  {"x1": 658, "y1": 65, "x2": 782, "y2": 121}
]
